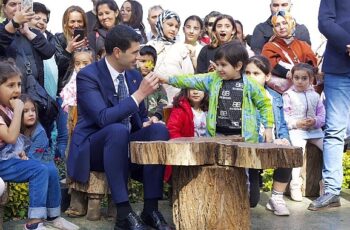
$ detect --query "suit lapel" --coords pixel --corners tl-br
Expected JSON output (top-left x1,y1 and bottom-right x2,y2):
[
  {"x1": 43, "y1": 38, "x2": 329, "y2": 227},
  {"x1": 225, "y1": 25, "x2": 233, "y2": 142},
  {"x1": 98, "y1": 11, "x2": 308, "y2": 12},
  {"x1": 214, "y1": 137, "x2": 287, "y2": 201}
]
[
  {"x1": 125, "y1": 70, "x2": 139, "y2": 95},
  {"x1": 97, "y1": 59, "x2": 119, "y2": 105}
]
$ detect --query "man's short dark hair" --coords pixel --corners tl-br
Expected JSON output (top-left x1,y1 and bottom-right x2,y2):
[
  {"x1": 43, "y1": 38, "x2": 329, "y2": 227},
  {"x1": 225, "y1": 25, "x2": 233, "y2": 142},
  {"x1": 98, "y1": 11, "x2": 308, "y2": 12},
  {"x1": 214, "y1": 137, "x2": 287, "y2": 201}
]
[
  {"x1": 105, "y1": 25, "x2": 142, "y2": 54},
  {"x1": 33, "y1": 2, "x2": 50, "y2": 22}
]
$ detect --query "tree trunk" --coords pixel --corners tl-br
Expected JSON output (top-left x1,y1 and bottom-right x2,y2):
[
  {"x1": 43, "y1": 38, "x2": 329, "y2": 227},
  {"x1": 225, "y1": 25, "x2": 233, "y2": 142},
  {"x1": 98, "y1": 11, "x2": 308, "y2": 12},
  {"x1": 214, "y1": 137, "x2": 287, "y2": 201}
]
[{"x1": 172, "y1": 165, "x2": 249, "y2": 230}]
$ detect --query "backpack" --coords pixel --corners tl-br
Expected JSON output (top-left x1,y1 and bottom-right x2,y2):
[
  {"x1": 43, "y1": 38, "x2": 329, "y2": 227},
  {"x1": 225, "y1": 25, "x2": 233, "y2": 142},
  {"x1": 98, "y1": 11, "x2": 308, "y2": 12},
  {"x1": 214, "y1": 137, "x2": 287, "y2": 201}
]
[{"x1": 16, "y1": 36, "x2": 59, "y2": 131}]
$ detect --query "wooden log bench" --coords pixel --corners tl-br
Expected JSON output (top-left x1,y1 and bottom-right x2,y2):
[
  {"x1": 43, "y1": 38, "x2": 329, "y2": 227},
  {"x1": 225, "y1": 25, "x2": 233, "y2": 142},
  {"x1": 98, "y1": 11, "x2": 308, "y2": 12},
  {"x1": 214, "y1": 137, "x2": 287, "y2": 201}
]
[{"x1": 131, "y1": 137, "x2": 303, "y2": 230}]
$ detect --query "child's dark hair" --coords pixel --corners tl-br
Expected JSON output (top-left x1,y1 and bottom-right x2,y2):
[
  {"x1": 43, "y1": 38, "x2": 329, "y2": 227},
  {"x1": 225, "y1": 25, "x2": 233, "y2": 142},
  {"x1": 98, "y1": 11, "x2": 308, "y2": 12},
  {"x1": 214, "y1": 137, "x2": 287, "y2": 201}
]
[
  {"x1": 291, "y1": 63, "x2": 317, "y2": 80},
  {"x1": 173, "y1": 89, "x2": 209, "y2": 112},
  {"x1": 0, "y1": 59, "x2": 22, "y2": 85},
  {"x1": 140, "y1": 45, "x2": 157, "y2": 64},
  {"x1": 247, "y1": 55, "x2": 271, "y2": 75},
  {"x1": 19, "y1": 94, "x2": 39, "y2": 135},
  {"x1": 214, "y1": 40, "x2": 248, "y2": 74}
]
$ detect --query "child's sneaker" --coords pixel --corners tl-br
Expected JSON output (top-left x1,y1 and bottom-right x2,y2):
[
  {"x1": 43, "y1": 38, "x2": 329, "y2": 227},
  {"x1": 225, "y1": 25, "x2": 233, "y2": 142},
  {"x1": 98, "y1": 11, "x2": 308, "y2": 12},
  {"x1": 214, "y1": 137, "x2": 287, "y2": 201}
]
[
  {"x1": 266, "y1": 197, "x2": 290, "y2": 216},
  {"x1": 23, "y1": 222, "x2": 47, "y2": 230},
  {"x1": 46, "y1": 217, "x2": 79, "y2": 230},
  {"x1": 290, "y1": 187, "x2": 303, "y2": 202}
]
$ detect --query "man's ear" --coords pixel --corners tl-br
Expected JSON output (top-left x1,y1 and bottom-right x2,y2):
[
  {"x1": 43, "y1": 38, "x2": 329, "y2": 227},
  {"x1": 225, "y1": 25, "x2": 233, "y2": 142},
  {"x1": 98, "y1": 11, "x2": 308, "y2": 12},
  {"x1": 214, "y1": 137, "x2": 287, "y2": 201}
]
[
  {"x1": 113, "y1": 47, "x2": 122, "y2": 59},
  {"x1": 266, "y1": 73, "x2": 272, "y2": 82}
]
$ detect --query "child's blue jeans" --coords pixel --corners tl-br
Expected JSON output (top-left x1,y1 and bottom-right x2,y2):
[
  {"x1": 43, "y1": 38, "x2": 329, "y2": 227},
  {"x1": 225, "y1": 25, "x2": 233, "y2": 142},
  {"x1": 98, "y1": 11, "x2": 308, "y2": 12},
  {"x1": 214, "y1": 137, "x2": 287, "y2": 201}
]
[{"x1": 0, "y1": 158, "x2": 61, "y2": 219}]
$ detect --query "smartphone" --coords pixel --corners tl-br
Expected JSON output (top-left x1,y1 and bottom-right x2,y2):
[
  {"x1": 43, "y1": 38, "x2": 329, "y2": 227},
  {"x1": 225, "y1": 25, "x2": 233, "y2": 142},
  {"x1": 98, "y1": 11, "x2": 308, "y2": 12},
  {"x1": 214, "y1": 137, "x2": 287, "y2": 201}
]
[
  {"x1": 73, "y1": 29, "x2": 85, "y2": 42},
  {"x1": 22, "y1": 0, "x2": 33, "y2": 10}
]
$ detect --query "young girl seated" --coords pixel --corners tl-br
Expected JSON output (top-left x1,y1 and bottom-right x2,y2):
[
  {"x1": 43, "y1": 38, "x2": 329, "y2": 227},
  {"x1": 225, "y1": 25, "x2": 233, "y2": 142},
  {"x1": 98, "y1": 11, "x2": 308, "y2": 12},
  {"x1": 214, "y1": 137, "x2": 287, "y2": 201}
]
[
  {"x1": 0, "y1": 60, "x2": 78, "y2": 230},
  {"x1": 137, "y1": 45, "x2": 168, "y2": 122},
  {"x1": 60, "y1": 48, "x2": 94, "y2": 113},
  {"x1": 283, "y1": 63, "x2": 325, "y2": 201},
  {"x1": 245, "y1": 55, "x2": 292, "y2": 215},
  {"x1": 167, "y1": 89, "x2": 209, "y2": 139}
]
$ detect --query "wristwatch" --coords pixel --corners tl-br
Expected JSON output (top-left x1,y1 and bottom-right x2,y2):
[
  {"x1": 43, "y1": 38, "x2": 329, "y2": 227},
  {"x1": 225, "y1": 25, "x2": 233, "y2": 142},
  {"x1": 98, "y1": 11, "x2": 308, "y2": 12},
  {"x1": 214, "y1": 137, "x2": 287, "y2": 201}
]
[{"x1": 11, "y1": 19, "x2": 20, "y2": 29}]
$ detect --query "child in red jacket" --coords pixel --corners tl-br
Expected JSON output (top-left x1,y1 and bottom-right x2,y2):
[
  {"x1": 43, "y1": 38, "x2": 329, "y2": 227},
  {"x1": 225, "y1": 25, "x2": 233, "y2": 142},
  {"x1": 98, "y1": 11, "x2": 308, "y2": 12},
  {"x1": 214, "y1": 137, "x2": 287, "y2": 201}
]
[
  {"x1": 164, "y1": 89, "x2": 209, "y2": 182},
  {"x1": 167, "y1": 89, "x2": 209, "y2": 138}
]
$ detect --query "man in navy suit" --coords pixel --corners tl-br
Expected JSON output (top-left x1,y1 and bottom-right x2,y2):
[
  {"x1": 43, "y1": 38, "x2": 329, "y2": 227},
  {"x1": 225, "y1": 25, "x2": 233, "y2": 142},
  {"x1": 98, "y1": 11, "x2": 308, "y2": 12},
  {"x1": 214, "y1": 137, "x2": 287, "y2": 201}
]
[
  {"x1": 308, "y1": 0, "x2": 350, "y2": 211},
  {"x1": 67, "y1": 25, "x2": 171, "y2": 229}
]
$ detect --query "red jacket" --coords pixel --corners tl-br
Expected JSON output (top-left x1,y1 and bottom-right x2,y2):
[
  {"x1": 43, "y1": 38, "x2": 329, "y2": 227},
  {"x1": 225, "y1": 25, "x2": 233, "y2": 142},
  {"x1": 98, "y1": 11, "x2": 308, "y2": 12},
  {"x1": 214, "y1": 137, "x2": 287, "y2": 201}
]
[{"x1": 167, "y1": 97, "x2": 194, "y2": 139}]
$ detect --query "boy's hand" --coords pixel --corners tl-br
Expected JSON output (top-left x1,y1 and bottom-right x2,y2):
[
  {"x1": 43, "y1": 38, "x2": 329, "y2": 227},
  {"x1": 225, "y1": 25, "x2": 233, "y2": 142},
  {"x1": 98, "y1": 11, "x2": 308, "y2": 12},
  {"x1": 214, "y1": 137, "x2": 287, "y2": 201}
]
[{"x1": 273, "y1": 138, "x2": 290, "y2": 146}]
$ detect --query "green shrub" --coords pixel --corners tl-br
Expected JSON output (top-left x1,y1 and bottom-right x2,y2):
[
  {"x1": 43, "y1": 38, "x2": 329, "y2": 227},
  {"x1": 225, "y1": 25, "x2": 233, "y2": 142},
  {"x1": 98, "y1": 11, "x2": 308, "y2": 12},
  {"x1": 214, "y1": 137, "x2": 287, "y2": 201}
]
[
  {"x1": 4, "y1": 183, "x2": 29, "y2": 221},
  {"x1": 262, "y1": 150, "x2": 350, "y2": 192},
  {"x1": 342, "y1": 151, "x2": 350, "y2": 189}
]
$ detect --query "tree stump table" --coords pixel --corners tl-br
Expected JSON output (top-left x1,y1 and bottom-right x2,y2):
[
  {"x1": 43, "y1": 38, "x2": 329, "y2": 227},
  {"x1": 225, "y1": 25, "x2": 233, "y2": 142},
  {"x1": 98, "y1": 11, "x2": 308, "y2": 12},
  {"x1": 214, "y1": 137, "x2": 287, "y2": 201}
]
[{"x1": 131, "y1": 137, "x2": 303, "y2": 230}]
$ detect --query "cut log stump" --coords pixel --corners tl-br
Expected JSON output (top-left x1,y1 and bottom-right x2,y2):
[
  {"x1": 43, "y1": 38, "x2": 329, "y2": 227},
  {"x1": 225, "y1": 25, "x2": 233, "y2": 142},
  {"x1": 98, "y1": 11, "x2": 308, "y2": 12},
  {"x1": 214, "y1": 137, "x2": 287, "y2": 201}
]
[
  {"x1": 131, "y1": 137, "x2": 303, "y2": 230},
  {"x1": 172, "y1": 165, "x2": 249, "y2": 230}
]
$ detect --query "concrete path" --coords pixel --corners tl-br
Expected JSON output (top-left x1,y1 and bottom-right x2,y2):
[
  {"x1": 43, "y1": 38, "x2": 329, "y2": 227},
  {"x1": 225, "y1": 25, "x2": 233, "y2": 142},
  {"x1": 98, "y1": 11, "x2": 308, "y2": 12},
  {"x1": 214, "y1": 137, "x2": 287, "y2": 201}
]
[{"x1": 4, "y1": 190, "x2": 350, "y2": 230}]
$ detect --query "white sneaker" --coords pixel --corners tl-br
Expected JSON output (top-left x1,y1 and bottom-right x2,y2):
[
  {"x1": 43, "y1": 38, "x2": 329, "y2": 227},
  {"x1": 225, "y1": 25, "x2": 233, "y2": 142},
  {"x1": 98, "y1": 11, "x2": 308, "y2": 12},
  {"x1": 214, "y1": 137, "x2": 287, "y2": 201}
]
[
  {"x1": 45, "y1": 217, "x2": 80, "y2": 230},
  {"x1": 266, "y1": 197, "x2": 290, "y2": 216},
  {"x1": 290, "y1": 187, "x2": 303, "y2": 202},
  {"x1": 23, "y1": 222, "x2": 48, "y2": 230}
]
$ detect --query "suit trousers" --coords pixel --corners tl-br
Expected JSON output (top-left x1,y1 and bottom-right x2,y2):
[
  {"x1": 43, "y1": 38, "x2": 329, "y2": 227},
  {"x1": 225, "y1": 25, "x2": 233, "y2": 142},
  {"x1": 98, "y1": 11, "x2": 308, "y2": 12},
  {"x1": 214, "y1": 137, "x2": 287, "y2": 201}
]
[{"x1": 89, "y1": 123, "x2": 169, "y2": 204}]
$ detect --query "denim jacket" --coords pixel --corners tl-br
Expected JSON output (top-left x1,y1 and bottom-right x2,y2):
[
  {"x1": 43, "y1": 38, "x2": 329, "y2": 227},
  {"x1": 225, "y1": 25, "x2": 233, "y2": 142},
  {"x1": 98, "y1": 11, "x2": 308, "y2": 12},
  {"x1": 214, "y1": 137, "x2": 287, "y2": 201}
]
[
  {"x1": 26, "y1": 123, "x2": 53, "y2": 162},
  {"x1": 258, "y1": 87, "x2": 290, "y2": 142}
]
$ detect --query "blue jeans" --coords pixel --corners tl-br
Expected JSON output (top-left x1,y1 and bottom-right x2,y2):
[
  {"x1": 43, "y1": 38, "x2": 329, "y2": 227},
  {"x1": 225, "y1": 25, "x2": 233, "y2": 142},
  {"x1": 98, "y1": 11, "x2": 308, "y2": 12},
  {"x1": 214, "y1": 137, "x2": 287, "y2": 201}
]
[
  {"x1": 0, "y1": 159, "x2": 61, "y2": 219},
  {"x1": 56, "y1": 97, "x2": 68, "y2": 159},
  {"x1": 323, "y1": 74, "x2": 350, "y2": 195}
]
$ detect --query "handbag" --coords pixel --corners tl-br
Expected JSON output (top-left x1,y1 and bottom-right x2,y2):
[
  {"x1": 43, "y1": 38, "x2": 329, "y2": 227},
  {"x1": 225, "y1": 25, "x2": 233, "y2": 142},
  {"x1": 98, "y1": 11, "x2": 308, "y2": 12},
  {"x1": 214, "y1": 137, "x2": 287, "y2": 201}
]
[
  {"x1": 18, "y1": 39, "x2": 59, "y2": 130},
  {"x1": 266, "y1": 42, "x2": 296, "y2": 94}
]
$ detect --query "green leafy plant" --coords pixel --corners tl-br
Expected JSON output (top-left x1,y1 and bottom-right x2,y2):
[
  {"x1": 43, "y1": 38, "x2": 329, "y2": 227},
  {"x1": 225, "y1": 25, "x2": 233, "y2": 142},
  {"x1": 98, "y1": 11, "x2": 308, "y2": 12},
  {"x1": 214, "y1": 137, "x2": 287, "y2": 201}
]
[
  {"x1": 342, "y1": 151, "x2": 350, "y2": 189},
  {"x1": 4, "y1": 183, "x2": 29, "y2": 221}
]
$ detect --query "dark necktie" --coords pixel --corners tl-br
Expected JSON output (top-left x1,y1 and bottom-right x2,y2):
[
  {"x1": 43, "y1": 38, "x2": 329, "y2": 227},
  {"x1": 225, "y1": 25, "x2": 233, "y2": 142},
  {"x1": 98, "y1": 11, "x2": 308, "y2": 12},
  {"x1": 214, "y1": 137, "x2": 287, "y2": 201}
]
[{"x1": 117, "y1": 73, "x2": 130, "y2": 130}]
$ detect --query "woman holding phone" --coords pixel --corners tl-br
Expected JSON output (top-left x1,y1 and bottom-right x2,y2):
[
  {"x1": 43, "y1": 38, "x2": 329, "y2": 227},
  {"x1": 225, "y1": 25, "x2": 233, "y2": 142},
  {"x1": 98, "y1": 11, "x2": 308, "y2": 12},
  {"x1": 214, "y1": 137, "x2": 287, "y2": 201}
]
[{"x1": 54, "y1": 5, "x2": 88, "y2": 159}]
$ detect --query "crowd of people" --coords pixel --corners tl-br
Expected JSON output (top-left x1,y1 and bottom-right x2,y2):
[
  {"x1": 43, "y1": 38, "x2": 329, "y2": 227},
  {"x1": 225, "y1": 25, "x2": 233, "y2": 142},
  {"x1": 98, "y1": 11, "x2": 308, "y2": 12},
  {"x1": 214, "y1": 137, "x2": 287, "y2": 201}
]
[{"x1": 0, "y1": 0, "x2": 349, "y2": 229}]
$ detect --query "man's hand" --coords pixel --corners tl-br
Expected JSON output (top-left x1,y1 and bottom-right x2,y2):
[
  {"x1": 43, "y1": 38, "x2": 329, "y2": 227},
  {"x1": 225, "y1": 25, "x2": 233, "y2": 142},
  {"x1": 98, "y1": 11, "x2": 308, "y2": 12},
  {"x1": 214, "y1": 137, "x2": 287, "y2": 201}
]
[
  {"x1": 132, "y1": 72, "x2": 159, "y2": 104},
  {"x1": 347, "y1": 45, "x2": 350, "y2": 56},
  {"x1": 13, "y1": 6, "x2": 35, "y2": 25}
]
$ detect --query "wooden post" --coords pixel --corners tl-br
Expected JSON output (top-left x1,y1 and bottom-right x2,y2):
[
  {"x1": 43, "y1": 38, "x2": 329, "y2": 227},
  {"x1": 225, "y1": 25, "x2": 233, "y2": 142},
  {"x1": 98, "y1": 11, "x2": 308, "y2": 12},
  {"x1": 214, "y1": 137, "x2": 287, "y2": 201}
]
[
  {"x1": 172, "y1": 165, "x2": 249, "y2": 230},
  {"x1": 301, "y1": 143, "x2": 323, "y2": 197}
]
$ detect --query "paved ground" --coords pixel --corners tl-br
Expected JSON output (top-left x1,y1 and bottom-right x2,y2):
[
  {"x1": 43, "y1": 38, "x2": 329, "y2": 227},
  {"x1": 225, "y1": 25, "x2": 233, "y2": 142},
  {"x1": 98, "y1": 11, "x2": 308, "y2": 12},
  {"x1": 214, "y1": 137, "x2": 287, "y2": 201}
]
[{"x1": 4, "y1": 190, "x2": 350, "y2": 230}]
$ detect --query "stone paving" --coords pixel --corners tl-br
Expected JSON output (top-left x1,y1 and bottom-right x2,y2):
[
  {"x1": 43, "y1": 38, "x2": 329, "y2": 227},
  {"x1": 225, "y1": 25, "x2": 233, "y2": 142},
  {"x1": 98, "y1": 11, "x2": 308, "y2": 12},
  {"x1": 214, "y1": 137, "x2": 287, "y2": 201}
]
[{"x1": 4, "y1": 190, "x2": 350, "y2": 230}]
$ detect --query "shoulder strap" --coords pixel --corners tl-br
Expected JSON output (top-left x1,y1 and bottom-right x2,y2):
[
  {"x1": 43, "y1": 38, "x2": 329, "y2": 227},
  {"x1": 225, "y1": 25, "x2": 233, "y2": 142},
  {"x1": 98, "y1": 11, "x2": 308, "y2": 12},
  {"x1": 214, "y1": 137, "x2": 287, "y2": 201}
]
[
  {"x1": 0, "y1": 108, "x2": 11, "y2": 127},
  {"x1": 272, "y1": 42, "x2": 295, "y2": 65}
]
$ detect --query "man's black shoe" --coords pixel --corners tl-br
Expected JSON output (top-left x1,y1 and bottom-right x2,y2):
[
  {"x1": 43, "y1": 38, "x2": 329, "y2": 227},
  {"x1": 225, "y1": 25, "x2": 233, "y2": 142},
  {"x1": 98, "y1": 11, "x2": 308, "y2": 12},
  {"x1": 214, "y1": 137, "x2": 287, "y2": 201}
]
[
  {"x1": 308, "y1": 192, "x2": 341, "y2": 211},
  {"x1": 114, "y1": 211, "x2": 149, "y2": 230},
  {"x1": 141, "y1": 210, "x2": 173, "y2": 230}
]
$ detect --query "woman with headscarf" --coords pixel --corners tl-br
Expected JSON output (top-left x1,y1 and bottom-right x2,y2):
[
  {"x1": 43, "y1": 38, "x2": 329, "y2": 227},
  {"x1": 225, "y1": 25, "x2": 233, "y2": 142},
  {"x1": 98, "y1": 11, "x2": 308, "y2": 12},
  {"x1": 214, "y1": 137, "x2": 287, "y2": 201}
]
[
  {"x1": 147, "y1": 10, "x2": 194, "y2": 104},
  {"x1": 262, "y1": 11, "x2": 317, "y2": 80}
]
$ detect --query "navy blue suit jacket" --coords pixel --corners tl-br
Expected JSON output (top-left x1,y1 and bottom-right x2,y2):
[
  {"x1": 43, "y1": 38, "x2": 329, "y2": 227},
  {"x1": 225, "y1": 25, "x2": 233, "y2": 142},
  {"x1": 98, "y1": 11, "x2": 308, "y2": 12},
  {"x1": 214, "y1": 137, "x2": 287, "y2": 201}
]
[
  {"x1": 67, "y1": 58, "x2": 148, "y2": 183},
  {"x1": 319, "y1": 0, "x2": 350, "y2": 74}
]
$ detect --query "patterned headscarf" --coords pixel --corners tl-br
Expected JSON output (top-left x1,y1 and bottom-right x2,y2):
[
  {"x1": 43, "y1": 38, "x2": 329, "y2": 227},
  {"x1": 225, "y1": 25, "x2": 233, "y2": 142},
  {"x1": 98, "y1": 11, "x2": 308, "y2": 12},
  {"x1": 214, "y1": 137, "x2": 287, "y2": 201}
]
[
  {"x1": 271, "y1": 10, "x2": 296, "y2": 38},
  {"x1": 156, "y1": 10, "x2": 181, "y2": 43}
]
